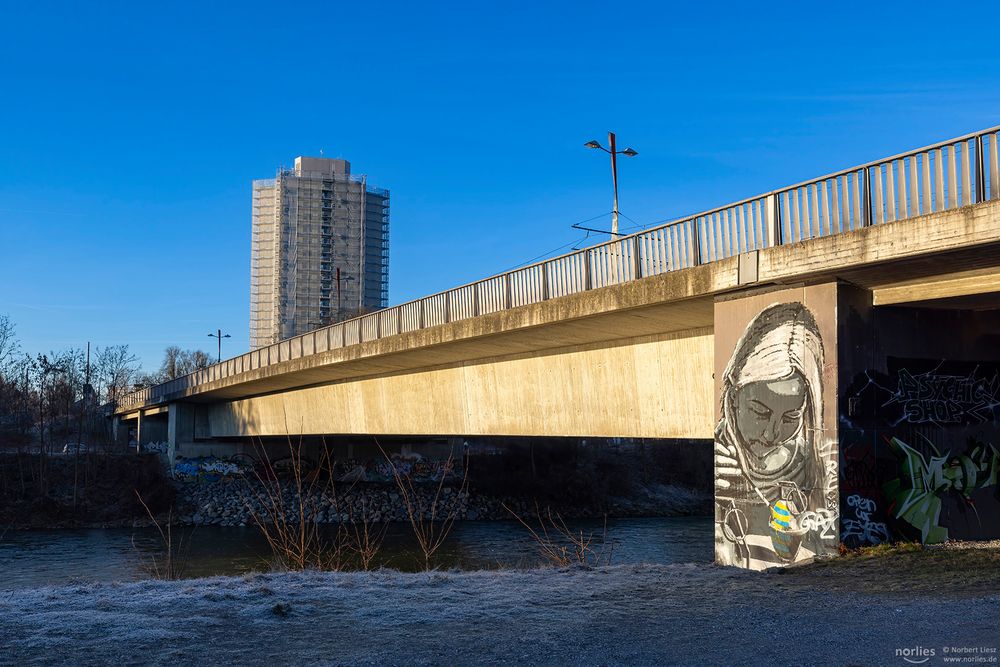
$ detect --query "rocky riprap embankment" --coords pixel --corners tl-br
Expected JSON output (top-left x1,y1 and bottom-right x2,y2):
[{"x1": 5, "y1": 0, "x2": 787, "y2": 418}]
[{"x1": 173, "y1": 478, "x2": 710, "y2": 527}]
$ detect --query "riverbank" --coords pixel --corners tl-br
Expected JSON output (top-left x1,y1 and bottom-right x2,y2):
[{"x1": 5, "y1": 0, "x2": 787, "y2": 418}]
[
  {"x1": 2, "y1": 545, "x2": 998, "y2": 666},
  {"x1": 0, "y1": 452, "x2": 174, "y2": 530}
]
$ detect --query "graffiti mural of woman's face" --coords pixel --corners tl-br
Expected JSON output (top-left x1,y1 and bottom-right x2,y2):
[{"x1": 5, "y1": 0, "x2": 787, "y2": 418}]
[{"x1": 733, "y1": 371, "x2": 807, "y2": 475}]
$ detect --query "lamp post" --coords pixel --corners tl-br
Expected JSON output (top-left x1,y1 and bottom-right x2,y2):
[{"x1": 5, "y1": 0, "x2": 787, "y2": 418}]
[
  {"x1": 208, "y1": 329, "x2": 231, "y2": 364},
  {"x1": 584, "y1": 132, "x2": 638, "y2": 238}
]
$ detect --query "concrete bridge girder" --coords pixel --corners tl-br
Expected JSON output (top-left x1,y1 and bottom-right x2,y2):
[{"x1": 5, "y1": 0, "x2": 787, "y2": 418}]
[{"x1": 205, "y1": 327, "x2": 715, "y2": 441}]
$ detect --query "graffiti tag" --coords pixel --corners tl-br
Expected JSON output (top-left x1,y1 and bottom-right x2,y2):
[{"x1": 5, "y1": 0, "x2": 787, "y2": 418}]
[
  {"x1": 841, "y1": 494, "x2": 890, "y2": 545},
  {"x1": 798, "y1": 507, "x2": 839, "y2": 539},
  {"x1": 890, "y1": 367, "x2": 1000, "y2": 424}
]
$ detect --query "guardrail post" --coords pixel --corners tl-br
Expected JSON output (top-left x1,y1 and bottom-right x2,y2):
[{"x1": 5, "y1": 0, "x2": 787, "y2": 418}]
[
  {"x1": 765, "y1": 194, "x2": 781, "y2": 246},
  {"x1": 633, "y1": 236, "x2": 642, "y2": 278},
  {"x1": 504, "y1": 273, "x2": 512, "y2": 308},
  {"x1": 397, "y1": 306, "x2": 402, "y2": 335},
  {"x1": 861, "y1": 168, "x2": 873, "y2": 227},
  {"x1": 419, "y1": 299, "x2": 425, "y2": 328},
  {"x1": 541, "y1": 263, "x2": 550, "y2": 300},
  {"x1": 584, "y1": 251, "x2": 593, "y2": 288},
  {"x1": 473, "y1": 282, "x2": 481, "y2": 316},
  {"x1": 689, "y1": 220, "x2": 702, "y2": 265},
  {"x1": 976, "y1": 134, "x2": 986, "y2": 203},
  {"x1": 445, "y1": 291, "x2": 451, "y2": 323}
]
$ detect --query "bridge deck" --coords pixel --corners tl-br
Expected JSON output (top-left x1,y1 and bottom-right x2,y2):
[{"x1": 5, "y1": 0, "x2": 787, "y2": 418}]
[{"x1": 118, "y1": 126, "x2": 1000, "y2": 416}]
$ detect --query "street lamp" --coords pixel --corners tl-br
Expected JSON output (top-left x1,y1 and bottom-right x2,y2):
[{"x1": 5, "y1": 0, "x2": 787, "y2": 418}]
[
  {"x1": 207, "y1": 329, "x2": 231, "y2": 364},
  {"x1": 585, "y1": 132, "x2": 638, "y2": 238}
]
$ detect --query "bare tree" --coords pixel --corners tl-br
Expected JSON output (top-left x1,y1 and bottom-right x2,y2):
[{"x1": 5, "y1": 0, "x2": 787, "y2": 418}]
[
  {"x1": 155, "y1": 347, "x2": 213, "y2": 382},
  {"x1": 0, "y1": 314, "x2": 19, "y2": 377},
  {"x1": 0, "y1": 316, "x2": 23, "y2": 442},
  {"x1": 242, "y1": 437, "x2": 349, "y2": 571},
  {"x1": 94, "y1": 345, "x2": 140, "y2": 405},
  {"x1": 504, "y1": 503, "x2": 616, "y2": 567},
  {"x1": 159, "y1": 345, "x2": 184, "y2": 381},
  {"x1": 185, "y1": 349, "x2": 211, "y2": 371},
  {"x1": 133, "y1": 490, "x2": 189, "y2": 580}
]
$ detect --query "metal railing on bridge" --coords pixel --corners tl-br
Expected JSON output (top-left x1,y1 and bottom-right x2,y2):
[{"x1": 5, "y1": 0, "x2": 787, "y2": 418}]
[{"x1": 118, "y1": 125, "x2": 1000, "y2": 411}]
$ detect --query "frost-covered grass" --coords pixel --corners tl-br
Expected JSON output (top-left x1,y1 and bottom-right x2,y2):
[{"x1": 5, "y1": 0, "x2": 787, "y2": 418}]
[{"x1": 2, "y1": 561, "x2": 998, "y2": 666}]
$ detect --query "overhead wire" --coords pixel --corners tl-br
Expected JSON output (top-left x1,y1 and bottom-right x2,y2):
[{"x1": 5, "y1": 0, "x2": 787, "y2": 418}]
[{"x1": 499, "y1": 211, "x2": 613, "y2": 271}]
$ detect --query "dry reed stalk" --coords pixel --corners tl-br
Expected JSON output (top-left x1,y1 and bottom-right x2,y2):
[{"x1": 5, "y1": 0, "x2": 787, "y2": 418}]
[
  {"x1": 133, "y1": 490, "x2": 188, "y2": 580},
  {"x1": 503, "y1": 502, "x2": 615, "y2": 567}
]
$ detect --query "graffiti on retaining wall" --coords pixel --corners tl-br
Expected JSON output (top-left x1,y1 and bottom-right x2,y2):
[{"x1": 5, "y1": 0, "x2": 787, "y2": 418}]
[
  {"x1": 889, "y1": 363, "x2": 1000, "y2": 425},
  {"x1": 172, "y1": 453, "x2": 463, "y2": 485},
  {"x1": 174, "y1": 456, "x2": 253, "y2": 482},
  {"x1": 715, "y1": 301, "x2": 839, "y2": 570},
  {"x1": 881, "y1": 435, "x2": 1000, "y2": 543},
  {"x1": 333, "y1": 456, "x2": 462, "y2": 484},
  {"x1": 839, "y1": 436, "x2": 880, "y2": 501},
  {"x1": 838, "y1": 433, "x2": 891, "y2": 547}
]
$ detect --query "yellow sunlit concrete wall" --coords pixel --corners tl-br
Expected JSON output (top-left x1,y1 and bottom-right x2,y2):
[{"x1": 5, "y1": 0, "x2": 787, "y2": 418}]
[{"x1": 207, "y1": 327, "x2": 714, "y2": 439}]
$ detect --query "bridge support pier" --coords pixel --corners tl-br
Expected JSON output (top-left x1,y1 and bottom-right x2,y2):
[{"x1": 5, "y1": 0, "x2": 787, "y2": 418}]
[
  {"x1": 136, "y1": 412, "x2": 168, "y2": 452},
  {"x1": 716, "y1": 278, "x2": 1000, "y2": 569},
  {"x1": 167, "y1": 402, "x2": 250, "y2": 462},
  {"x1": 111, "y1": 416, "x2": 130, "y2": 448},
  {"x1": 714, "y1": 281, "x2": 859, "y2": 570}
]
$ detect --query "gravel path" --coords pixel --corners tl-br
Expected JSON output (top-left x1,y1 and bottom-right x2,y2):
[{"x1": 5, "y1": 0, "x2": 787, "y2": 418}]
[{"x1": 2, "y1": 561, "x2": 998, "y2": 666}]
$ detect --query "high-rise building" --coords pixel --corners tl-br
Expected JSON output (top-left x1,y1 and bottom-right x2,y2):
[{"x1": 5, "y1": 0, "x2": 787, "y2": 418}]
[{"x1": 250, "y1": 156, "x2": 389, "y2": 349}]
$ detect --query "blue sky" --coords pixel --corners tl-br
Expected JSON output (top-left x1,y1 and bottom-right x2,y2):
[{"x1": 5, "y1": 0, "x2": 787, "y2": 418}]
[{"x1": 2, "y1": 1, "x2": 999, "y2": 371}]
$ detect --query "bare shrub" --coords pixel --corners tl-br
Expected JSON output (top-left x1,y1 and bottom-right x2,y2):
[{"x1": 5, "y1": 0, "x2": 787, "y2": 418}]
[
  {"x1": 504, "y1": 502, "x2": 615, "y2": 567},
  {"x1": 345, "y1": 496, "x2": 387, "y2": 571},
  {"x1": 378, "y1": 440, "x2": 468, "y2": 571},
  {"x1": 242, "y1": 436, "x2": 348, "y2": 571},
  {"x1": 242, "y1": 435, "x2": 388, "y2": 572}
]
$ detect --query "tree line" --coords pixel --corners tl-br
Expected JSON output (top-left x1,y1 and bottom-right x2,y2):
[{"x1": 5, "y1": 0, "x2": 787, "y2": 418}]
[{"x1": 0, "y1": 313, "x2": 213, "y2": 448}]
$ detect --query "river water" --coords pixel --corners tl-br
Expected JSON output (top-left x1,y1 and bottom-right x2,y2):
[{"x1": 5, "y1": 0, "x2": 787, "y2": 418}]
[{"x1": 0, "y1": 517, "x2": 711, "y2": 590}]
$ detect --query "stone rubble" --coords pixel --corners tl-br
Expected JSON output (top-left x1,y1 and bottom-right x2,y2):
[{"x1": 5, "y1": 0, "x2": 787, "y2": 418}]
[{"x1": 173, "y1": 478, "x2": 710, "y2": 527}]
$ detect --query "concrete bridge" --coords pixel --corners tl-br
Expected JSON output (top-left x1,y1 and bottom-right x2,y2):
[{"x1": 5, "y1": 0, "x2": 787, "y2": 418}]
[{"x1": 118, "y1": 126, "x2": 1000, "y2": 568}]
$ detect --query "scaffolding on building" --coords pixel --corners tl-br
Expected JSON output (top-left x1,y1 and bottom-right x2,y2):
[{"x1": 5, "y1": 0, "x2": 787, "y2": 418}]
[{"x1": 250, "y1": 159, "x2": 390, "y2": 350}]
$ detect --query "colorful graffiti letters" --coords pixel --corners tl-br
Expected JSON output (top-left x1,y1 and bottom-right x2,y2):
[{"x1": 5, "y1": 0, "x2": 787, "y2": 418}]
[{"x1": 882, "y1": 436, "x2": 1000, "y2": 543}]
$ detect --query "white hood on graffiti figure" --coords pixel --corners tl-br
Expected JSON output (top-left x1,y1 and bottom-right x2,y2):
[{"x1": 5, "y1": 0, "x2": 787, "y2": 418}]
[{"x1": 719, "y1": 302, "x2": 825, "y2": 494}]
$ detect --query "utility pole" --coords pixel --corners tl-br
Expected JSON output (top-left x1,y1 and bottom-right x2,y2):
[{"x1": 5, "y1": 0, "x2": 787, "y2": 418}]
[{"x1": 73, "y1": 342, "x2": 90, "y2": 506}]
